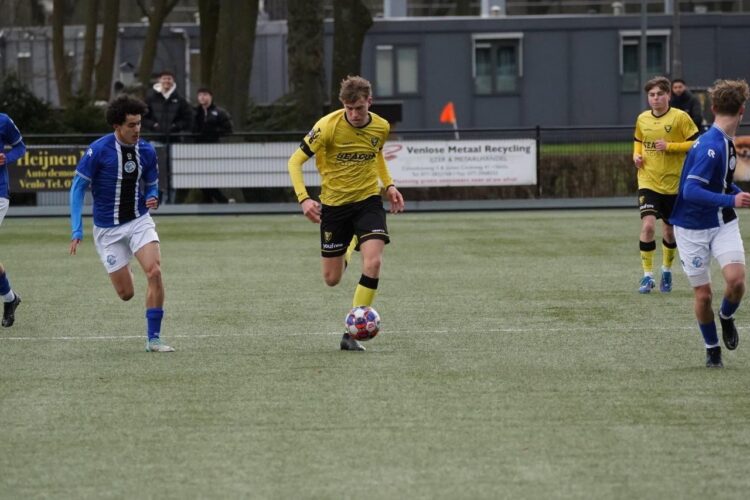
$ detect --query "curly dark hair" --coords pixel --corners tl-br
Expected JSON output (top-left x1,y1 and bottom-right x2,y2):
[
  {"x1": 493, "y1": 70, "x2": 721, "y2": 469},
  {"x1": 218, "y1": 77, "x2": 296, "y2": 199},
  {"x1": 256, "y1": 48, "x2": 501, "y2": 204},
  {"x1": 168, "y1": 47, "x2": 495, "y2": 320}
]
[{"x1": 105, "y1": 95, "x2": 148, "y2": 126}]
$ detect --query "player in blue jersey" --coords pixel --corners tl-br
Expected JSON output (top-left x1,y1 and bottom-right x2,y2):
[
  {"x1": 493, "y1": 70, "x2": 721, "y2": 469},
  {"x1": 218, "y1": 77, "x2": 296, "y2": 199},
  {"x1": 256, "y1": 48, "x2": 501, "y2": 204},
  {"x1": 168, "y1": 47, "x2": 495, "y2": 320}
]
[
  {"x1": 671, "y1": 79, "x2": 750, "y2": 368},
  {"x1": 69, "y1": 95, "x2": 174, "y2": 352},
  {"x1": 0, "y1": 113, "x2": 25, "y2": 327}
]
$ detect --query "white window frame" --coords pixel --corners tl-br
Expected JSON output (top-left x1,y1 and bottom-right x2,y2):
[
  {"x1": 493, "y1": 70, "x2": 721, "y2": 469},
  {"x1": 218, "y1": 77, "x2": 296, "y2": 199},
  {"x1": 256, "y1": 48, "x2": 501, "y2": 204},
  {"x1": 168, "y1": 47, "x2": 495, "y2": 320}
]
[{"x1": 618, "y1": 29, "x2": 671, "y2": 76}]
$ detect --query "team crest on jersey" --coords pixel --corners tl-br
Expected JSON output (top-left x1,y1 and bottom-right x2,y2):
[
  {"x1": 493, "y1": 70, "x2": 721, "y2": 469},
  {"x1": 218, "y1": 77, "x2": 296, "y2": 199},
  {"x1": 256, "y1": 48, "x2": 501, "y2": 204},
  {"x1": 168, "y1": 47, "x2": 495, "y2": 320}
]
[
  {"x1": 371, "y1": 137, "x2": 380, "y2": 147},
  {"x1": 324, "y1": 231, "x2": 332, "y2": 243},
  {"x1": 708, "y1": 149, "x2": 716, "y2": 158},
  {"x1": 86, "y1": 148, "x2": 93, "y2": 157},
  {"x1": 124, "y1": 160, "x2": 137, "y2": 173},
  {"x1": 692, "y1": 256, "x2": 704, "y2": 269},
  {"x1": 639, "y1": 195, "x2": 645, "y2": 205},
  {"x1": 664, "y1": 125, "x2": 672, "y2": 132},
  {"x1": 730, "y1": 156, "x2": 736, "y2": 171},
  {"x1": 107, "y1": 254, "x2": 117, "y2": 266},
  {"x1": 307, "y1": 127, "x2": 321, "y2": 144}
]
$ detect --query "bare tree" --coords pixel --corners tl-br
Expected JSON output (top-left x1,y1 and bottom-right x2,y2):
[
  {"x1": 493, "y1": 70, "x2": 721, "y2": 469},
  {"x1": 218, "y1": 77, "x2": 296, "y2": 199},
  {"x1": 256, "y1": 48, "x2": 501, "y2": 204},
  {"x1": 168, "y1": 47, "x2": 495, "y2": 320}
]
[
  {"x1": 329, "y1": 0, "x2": 373, "y2": 109},
  {"x1": 287, "y1": 0, "x2": 325, "y2": 129},
  {"x1": 136, "y1": 0, "x2": 180, "y2": 89},
  {"x1": 52, "y1": 0, "x2": 73, "y2": 106},
  {"x1": 211, "y1": 0, "x2": 258, "y2": 130},
  {"x1": 79, "y1": 0, "x2": 99, "y2": 97},
  {"x1": 198, "y1": 0, "x2": 220, "y2": 87},
  {"x1": 94, "y1": 0, "x2": 120, "y2": 101}
]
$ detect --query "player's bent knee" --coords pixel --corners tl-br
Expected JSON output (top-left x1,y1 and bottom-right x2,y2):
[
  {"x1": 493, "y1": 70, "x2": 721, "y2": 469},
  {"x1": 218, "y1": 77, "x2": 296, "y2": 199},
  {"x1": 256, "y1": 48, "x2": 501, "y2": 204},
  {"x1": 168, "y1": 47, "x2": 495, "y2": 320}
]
[
  {"x1": 117, "y1": 289, "x2": 135, "y2": 301},
  {"x1": 324, "y1": 274, "x2": 341, "y2": 287}
]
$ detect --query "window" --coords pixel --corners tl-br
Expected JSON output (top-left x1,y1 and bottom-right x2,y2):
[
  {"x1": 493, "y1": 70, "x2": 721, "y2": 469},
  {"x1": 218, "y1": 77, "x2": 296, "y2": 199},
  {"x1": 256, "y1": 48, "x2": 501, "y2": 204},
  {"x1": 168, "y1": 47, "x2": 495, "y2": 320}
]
[
  {"x1": 16, "y1": 52, "x2": 32, "y2": 87},
  {"x1": 375, "y1": 45, "x2": 419, "y2": 97},
  {"x1": 473, "y1": 34, "x2": 523, "y2": 94},
  {"x1": 620, "y1": 30, "x2": 670, "y2": 92}
]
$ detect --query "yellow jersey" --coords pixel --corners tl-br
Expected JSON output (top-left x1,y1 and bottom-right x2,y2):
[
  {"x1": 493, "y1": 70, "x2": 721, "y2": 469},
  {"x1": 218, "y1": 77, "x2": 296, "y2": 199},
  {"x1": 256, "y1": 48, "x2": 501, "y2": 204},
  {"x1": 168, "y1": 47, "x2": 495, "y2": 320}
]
[
  {"x1": 289, "y1": 109, "x2": 394, "y2": 206},
  {"x1": 633, "y1": 107, "x2": 699, "y2": 194}
]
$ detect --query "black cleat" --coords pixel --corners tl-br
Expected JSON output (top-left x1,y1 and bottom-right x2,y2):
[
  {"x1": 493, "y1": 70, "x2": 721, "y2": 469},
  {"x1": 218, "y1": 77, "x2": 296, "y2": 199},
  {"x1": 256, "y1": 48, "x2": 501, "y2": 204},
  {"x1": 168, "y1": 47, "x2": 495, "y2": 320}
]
[
  {"x1": 2, "y1": 294, "x2": 20, "y2": 327},
  {"x1": 719, "y1": 316, "x2": 739, "y2": 351},
  {"x1": 705, "y1": 346, "x2": 723, "y2": 368},
  {"x1": 340, "y1": 332, "x2": 365, "y2": 351}
]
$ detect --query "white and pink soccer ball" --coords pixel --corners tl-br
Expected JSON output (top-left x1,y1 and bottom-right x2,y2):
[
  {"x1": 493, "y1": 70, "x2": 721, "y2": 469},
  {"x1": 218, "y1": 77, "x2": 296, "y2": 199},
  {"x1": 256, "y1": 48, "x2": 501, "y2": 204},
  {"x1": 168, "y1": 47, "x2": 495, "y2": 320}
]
[{"x1": 344, "y1": 306, "x2": 381, "y2": 341}]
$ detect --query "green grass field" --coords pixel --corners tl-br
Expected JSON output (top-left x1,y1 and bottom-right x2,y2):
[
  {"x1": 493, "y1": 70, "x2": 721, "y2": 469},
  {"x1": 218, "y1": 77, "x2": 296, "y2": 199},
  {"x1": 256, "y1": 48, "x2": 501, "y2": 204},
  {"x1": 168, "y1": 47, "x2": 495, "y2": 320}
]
[{"x1": 2, "y1": 210, "x2": 750, "y2": 499}]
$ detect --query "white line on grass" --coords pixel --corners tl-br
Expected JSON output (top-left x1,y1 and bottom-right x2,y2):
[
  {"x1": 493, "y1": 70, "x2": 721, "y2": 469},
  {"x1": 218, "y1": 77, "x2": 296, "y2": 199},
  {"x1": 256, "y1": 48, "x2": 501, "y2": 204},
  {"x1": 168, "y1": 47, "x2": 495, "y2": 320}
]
[{"x1": 0, "y1": 326, "x2": 699, "y2": 342}]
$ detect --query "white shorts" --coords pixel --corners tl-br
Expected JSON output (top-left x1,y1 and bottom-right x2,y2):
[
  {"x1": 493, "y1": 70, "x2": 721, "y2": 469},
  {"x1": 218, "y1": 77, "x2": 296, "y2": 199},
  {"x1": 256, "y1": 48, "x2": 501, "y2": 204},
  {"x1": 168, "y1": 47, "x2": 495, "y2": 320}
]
[
  {"x1": 0, "y1": 197, "x2": 8, "y2": 226},
  {"x1": 674, "y1": 220, "x2": 745, "y2": 287},
  {"x1": 93, "y1": 214, "x2": 160, "y2": 274}
]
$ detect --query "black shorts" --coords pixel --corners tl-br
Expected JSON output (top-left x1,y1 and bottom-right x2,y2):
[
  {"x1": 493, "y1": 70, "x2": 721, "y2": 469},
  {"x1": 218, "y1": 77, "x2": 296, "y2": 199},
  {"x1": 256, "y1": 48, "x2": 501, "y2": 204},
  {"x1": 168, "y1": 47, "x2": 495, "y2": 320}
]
[
  {"x1": 320, "y1": 195, "x2": 390, "y2": 257},
  {"x1": 638, "y1": 188, "x2": 677, "y2": 223}
]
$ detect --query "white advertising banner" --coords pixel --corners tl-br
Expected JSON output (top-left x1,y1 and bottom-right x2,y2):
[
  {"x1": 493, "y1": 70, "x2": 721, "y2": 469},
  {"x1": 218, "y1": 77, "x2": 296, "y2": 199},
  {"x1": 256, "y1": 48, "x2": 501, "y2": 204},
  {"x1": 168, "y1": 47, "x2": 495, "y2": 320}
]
[
  {"x1": 171, "y1": 138, "x2": 537, "y2": 189},
  {"x1": 382, "y1": 139, "x2": 537, "y2": 187}
]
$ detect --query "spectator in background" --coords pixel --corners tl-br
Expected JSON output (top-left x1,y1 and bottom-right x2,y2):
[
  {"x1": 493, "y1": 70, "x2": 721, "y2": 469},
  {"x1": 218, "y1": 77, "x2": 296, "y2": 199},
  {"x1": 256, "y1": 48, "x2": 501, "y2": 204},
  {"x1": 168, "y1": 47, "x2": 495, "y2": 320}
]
[
  {"x1": 0, "y1": 113, "x2": 25, "y2": 327},
  {"x1": 193, "y1": 88, "x2": 233, "y2": 143},
  {"x1": 670, "y1": 79, "x2": 704, "y2": 131},
  {"x1": 142, "y1": 70, "x2": 193, "y2": 142},
  {"x1": 193, "y1": 87, "x2": 233, "y2": 203}
]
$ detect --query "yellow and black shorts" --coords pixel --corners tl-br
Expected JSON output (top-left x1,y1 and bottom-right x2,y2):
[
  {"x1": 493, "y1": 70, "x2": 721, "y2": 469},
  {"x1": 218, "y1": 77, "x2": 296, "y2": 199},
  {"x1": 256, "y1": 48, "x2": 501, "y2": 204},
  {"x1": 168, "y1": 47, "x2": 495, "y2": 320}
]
[
  {"x1": 638, "y1": 188, "x2": 677, "y2": 223},
  {"x1": 320, "y1": 195, "x2": 389, "y2": 257}
]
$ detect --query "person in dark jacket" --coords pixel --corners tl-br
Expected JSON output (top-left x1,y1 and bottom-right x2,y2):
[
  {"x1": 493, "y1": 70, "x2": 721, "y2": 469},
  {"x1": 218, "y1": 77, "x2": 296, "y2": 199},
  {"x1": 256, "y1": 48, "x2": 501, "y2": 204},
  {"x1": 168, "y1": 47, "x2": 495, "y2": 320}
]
[
  {"x1": 193, "y1": 87, "x2": 233, "y2": 143},
  {"x1": 670, "y1": 79, "x2": 704, "y2": 131},
  {"x1": 142, "y1": 70, "x2": 193, "y2": 141},
  {"x1": 191, "y1": 87, "x2": 233, "y2": 203}
]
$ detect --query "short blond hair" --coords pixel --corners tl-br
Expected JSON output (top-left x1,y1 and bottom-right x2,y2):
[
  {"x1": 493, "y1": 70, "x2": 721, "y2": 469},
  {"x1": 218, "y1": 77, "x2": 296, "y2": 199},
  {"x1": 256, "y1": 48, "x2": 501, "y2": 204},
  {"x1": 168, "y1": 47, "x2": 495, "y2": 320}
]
[
  {"x1": 709, "y1": 79, "x2": 750, "y2": 116},
  {"x1": 339, "y1": 75, "x2": 371, "y2": 103}
]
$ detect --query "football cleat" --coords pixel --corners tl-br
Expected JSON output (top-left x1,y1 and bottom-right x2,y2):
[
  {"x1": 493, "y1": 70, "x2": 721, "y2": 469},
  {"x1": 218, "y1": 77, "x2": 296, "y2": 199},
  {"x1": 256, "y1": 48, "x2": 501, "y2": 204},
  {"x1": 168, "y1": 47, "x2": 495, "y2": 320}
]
[
  {"x1": 705, "y1": 346, "x2": 723, "y2": 368},
  {"x1": 719, "y1": 316, "x2": 739, "y2": 351},
  {"x1": 145, "y1": 338, "x2": 175, "y2": 352},
  {"x1": 659, "y1": 270, "x2": 673, "y2": 293},
  {"x1": 2, "y1": 294, "x2": 21, "y2": 327},
  {"x1": 340, "y1": 332, "x2": 365, "y2": 351},
  {"x1": 638, "y1": 276, "x2": 655, "y2": 294}
]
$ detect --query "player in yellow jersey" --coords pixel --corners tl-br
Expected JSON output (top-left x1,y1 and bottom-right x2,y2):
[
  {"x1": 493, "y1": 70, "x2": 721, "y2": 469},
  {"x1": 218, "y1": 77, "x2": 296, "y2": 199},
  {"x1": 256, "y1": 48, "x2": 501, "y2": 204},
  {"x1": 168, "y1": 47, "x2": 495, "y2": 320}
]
[
  {"x1": 288, "y1": 75, "x2": 405, "y2": 351},
  {"x1": 633, "y1": 76, "x2": 699, "y2": 293}
]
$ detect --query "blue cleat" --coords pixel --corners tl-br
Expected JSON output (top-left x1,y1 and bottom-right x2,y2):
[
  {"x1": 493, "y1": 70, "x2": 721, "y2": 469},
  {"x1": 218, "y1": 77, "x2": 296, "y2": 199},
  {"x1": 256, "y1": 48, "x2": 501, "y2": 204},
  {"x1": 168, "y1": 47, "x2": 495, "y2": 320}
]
[
  {"x1": 638, "y1": 275, "x2": 655, "y2": 294},
  {"x1": 660, "y1": 270, "x2": 673, "y2": 293}
]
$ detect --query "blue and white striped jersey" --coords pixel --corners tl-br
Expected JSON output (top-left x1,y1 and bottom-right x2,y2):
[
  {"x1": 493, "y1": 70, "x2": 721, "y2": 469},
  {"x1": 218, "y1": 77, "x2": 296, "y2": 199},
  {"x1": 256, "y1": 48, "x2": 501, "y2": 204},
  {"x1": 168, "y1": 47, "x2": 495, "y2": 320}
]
[
  {"x1": 74, "y1": 134, "x2": 159, "y2": 228},
  {"x1": 671, "y1": 125, "x2": 739, "y2": 230},
  {"x1": 0, "y1": 113, "x2": 26, "y2": 198}
]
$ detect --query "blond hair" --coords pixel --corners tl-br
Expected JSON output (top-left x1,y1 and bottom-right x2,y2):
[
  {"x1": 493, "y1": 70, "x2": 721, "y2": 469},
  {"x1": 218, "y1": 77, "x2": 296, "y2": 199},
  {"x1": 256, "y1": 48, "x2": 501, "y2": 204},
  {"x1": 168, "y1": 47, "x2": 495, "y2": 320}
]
[
  {"x1": 339, "y1": 75, "x2": 372, "y2": 103},
  {"x1": 709, "y1": 79, "x2": 750, "y2": 116}
]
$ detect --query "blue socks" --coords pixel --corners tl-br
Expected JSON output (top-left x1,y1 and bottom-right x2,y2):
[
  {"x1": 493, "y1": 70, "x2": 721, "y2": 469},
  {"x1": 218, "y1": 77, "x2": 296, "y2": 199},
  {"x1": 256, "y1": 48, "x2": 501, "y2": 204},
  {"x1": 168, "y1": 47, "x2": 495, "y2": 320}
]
[
  {"x1": 720, "y1": 298, "x2": 740, "y2": 319},
  {"x1": 0, "y1": 272, "x2": 11, "y2": 295},
  {"x1": 698, "y1": 321, "x2": 719, "y2": 348},
  {"x1": 146, "y1": 307, "x2": 164, "y2": 340}
]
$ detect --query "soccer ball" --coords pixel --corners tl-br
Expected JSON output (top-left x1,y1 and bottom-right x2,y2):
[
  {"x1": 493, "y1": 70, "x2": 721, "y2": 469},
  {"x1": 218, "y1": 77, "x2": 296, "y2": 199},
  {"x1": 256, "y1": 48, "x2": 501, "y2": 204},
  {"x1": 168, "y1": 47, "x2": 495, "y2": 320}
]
[{"x1": 345, "y1": 306, "x2": 381, "y2": 341}]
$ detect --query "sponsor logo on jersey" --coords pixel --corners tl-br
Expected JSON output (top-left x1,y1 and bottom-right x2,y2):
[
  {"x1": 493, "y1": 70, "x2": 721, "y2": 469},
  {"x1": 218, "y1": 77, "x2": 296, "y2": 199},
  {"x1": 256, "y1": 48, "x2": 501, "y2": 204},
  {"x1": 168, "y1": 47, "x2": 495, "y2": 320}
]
[
  {"x1": 708, "y1": 149, "x2": 716, "y2": 158},
  {"x1": 124, "y1": 160, "x2": 137, "y2": 173},
  {"x1": 307, "y1": 127, "x2": 321, "y2": 144}
]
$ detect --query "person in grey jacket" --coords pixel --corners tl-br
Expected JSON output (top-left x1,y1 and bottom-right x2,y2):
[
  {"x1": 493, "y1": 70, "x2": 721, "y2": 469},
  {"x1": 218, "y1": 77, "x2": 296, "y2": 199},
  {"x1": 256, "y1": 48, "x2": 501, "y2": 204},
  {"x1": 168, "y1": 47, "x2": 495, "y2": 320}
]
[{"x1": 670, "y1": 79, "x2": 704, "y2": 131}]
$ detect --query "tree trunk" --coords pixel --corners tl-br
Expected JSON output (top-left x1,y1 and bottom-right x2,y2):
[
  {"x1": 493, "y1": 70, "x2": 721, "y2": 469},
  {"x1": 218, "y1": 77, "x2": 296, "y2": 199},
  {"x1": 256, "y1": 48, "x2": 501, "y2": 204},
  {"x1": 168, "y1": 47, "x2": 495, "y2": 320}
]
[
  {"x1": 330, "y1": 0, "x2": 372, "y2": 109},
  {"x1": 94, "y1": 0, "x2": 120, "y2": 101},
  {"x1": 211, "y1": 0, "x2": 258, "y2": 130},
  {"x1": 287, "y1": 0, "x2": 325, "y2": 129},
  {"x1": 198, "y1": 0, "x2": 220, "y2": 88},
  {"x1": 80, "y1": 0, "x2": 99, "y2": 98},
  {"x1": 137, "y1": 0, "x2": 180, "y2": 89},
  {"x1": 52, "y1": 0, "x2": 72, "y2": 106}
]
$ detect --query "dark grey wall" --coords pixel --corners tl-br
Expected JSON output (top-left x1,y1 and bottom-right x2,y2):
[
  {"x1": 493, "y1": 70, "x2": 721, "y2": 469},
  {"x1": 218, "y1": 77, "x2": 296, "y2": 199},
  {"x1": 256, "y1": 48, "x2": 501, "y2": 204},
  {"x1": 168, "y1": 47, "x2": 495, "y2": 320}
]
[{"x1": 358, "y1": 14, "x2": 750, "y2": 129}]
